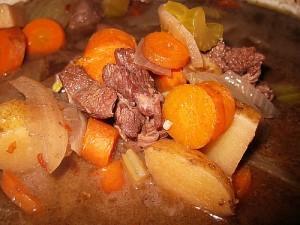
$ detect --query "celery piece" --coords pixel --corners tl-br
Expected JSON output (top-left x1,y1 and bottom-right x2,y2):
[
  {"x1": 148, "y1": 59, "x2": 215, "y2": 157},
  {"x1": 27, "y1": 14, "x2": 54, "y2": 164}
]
[
  {"x1": 101, "y1": 0, "x2": 130, "y2": 18},
  {"x1": 52, "y1": 80, "x2": 63, "y2": 93},
  {"x1": 164, "y1": 1, "x2": 188, "y2": 22},
  {"x1": 122, "y1": 149, "x2": 148, "y2": 187}
]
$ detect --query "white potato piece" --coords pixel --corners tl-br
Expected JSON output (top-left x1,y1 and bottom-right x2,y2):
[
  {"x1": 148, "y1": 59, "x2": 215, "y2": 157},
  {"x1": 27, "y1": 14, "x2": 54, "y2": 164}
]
[
  {"x1": 0, "y1": 100, "x2": 39, "y2": 171},
  {"x1": 145, "y1": 139, "x2": 235, "y2": 216},
  {"x1": 0, "y1": 4, "x2": 25, "y2": 28},
  {"x1": 205, "y1": 103, "x2": 261, "y2": 176}
]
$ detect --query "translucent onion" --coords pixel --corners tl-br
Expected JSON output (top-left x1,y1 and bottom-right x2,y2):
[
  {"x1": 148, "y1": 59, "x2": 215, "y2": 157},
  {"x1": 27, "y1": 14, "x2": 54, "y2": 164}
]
[
  {"x1": 10, "y1": 76, "x2": 68, "y2": 173},
  {"x1": 134, "y1": 39, "x2": 172, "y2": 76},
  {"x1": 158, "y1": 6, "x2": 203, "y2": 68},
  {"x1": 184, "y1": 68, "x2": 278, "y2": 118},
  {"x1": 60, "y1": 102, "x2": 87, "y2": 155}
]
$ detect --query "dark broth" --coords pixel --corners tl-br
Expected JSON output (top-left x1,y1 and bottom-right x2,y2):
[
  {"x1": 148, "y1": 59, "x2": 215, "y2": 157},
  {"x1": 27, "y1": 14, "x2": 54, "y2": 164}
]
[{"x1": 0, "y1": 1, "x2": 300, "y2": 225}]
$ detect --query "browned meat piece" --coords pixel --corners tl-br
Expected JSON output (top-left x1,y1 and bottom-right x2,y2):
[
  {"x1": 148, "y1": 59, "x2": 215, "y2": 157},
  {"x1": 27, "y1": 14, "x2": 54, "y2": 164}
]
[
  {"x1": 58, "y1": 63, "x2": 117, "y2": 119},
  {"x1": 115, "y1": 96, "x2": 145, "y2": 139},
  {"x1": 68, "y1": 0, "x2": 101, "y2": 32},
  {"x1": 207, "y1": 41, "x2": 265, "y2": 84},
  {"x1": 103, "y1": 48, "x2": 164, "y2": 141}
]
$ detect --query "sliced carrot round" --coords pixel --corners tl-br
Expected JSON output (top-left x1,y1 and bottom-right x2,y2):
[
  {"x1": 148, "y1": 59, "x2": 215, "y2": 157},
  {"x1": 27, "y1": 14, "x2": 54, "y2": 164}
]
[
  {"x1": 85, "y1": 28, "x2": 136, "y2": 53},
  {"x1": 155, "y1": 69, "x2": 187, "y2": 92},
  {"x1": 163, "y1": 84, "x2": 217, "y2": 149},
  {"x1": 142, "y1": 32, "x2": 190, "y2": 69},
  {"x1": 200, "y1": 81, "x2": 235, "y2": 129},
  {"x1": 0, "y1": 28, "x2": 26, "y2": 75},
  {"x1": 198, "y1": 83, "x2": 226, "y2": 141},
  {"x1": 23, "y1": 18, "x2": 65, "y2": 56}
]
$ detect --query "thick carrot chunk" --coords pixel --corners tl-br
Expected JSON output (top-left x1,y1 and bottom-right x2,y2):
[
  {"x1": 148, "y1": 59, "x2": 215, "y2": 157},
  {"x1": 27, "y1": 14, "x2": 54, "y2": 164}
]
[
  {"x1": 81, "y1": 118, "x2": 119, "y2": 167},
  {"x1": 23, "y1": 18, "x2": 65, "y2": 56},
  {"x1": 1, "y1": 171, "x2": 42, "y2": 214},
  {"x1": 155, "y1": 70, "x2": 187, "y2": 92},
  {"x1": 0, "y1": 27, "x2": 26, "y2": 75},
  {"x1": 142, "y1": 32, "x2": 190, "y2": 69},
  {"x1": 99, "y1": 160, "x2": 125, "y2": 193}
]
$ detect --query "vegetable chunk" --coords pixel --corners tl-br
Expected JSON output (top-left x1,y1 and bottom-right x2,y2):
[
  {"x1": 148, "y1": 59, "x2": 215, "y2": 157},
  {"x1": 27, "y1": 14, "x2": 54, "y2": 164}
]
[{"x1": 145, "y1": 139, "x2": 235, "y2": 216}]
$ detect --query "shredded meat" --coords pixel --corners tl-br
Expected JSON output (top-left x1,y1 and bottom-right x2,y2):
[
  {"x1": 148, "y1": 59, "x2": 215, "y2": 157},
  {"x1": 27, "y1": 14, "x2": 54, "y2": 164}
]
[
  {"x1": 207, "y1": 41, "x2": 265, "y2": 84},
  {"x1": 68, "y1": 0, "x2": 101, "y2": 32},
  {"x1": 103, "y1": 48, "x2": 164, "y2": 143},
  {"x1": 58, "y1": 63, "x2": 117, "y2": 119}
]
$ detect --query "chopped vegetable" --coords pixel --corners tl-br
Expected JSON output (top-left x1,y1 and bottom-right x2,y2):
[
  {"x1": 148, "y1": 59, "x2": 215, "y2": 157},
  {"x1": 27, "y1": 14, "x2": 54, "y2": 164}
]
[
  {"x1": 158, "y1": 5, "x2": 203, "y2": 68},
  {"x1": 52, "y1": 79, "x2": 63, "y2": 93},
  {"x1": 164, "y1": 1, "x2": 223, "y2": 51},
  {"x1": 142, "y1": 31, "x2": 190, "y2": 69},
  {"x1": 0, "y1": 4, "x2": 25, "y2": 28},
  {"x1": 23, "y1": 18, "x2": 66, "y2": 57},
  {"x1": 232, "y1": 166, "x2": 252, "y2": 198},
  {"x1": 155, "y1": 69, "x2": 187, "y2": 92},
  {"x1": 122, "y1": 149, "x2": 148, "y2": 187},
  {"x1": 272, "y1": 83, "x2": 300, "y2": 105},
  {"x1": 0, "y1": 27, "x2": 26, "y2": 75},
  {"x1": 99, "y1": 160, "x2": 125, "y2": 193},
  {"x1": 10, "y1": 76, "x2": 68, "y2": 173},
  {"x1": 145, "y1": 139, "x2": 235, "y2": 216},
  {"x1": 81, "y1": 118, "x2": 119, "y2": 167},
  {"x1": 205, "y1": 102, "x2": 261, "y2": 175},
  {"x1": 84, "y1": 28, "x2": 136, "y2": 53},
  {"x1": 1, "y1": 171, "x2": 42, "y2": 214},
  {"x1": 162, "y1": 84, "x2": 218, "y2": 149},
  {"x1": 79, "y1": 28, "x2": 136, "y2": 83},
  {"x1": 101, "y1": 0, "x2": 130, "y2": 18},
  {"x1": 134, "y1": 39, "x2": 171, "y2": 76},
  {"x1": 184, "y1": 69, "x2": 278, "y2": 118}
]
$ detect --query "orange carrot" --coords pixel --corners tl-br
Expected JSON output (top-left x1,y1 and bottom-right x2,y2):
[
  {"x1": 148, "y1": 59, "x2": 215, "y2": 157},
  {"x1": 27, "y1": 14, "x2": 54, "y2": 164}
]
[
  {"x1": 199, "y1": 81, "x2": 235, "y2": 129},
  {"x1": 84, "y1": 28, "x2": 136, "y2": 53},
  {"x1": 142, "y1": 32, "x2": 190, "y2": 69},
  {"x1": 80, "y1": 28, "x2": 136, "y2": 83},
  {"x1": 163, "y1": 84, "x2": 218, "y2": 149},
  {"x1": 155, "y1": 70, "x2": 187, "y2": 92},
  {"x1": 0, "y1": 27, "x2": 26, "y2": 75},
  {"x1": 99, "y1": 160, "x2": 125, "y2": 193},
  {"x1": 232, "y1": 166, "x2": 252, "y2": 198},
  {"x1": 23, "y1": 18, "x2": 65, "y2": 56},
  {"x1": 198, "y1": 83, "x2": 226, "y2": 141},
  {"x1": 81, "y1": 118, "x2": 119, "y2": 167},
  {"x1": 1, "y1": 171, "x2": 42, "y2": 214}
]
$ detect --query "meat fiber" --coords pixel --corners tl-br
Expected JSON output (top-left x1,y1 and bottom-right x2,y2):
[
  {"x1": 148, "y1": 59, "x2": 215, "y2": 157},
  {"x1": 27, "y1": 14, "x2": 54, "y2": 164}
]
[{"x1": 58, "y1": 63, "x2": 117, "y2": 119}]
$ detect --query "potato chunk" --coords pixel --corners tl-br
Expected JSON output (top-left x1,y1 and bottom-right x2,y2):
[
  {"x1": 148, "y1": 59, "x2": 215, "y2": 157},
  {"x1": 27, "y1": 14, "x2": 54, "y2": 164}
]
[
  {"x1": 145, "y1": 139, "x2": 235, "y2": 216},
  {"x1": 0, "y1": 4, "x2": 25, "y2": 28},
  {"x1": 205, "y1": 103, "x2": 261, "y2": 176}
]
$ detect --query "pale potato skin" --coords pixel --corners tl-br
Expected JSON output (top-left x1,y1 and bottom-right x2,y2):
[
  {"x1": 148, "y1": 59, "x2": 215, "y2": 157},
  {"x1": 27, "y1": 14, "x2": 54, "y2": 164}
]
[{"x1": 145, "y1": 139, "x2": 235, "y2": 216}]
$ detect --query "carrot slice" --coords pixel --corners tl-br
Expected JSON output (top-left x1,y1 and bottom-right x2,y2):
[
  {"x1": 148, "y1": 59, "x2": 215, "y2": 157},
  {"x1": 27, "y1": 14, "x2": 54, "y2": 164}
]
[
  {"x1": 0, "y1": 28, "x2": 26, "y2": 75},
  {"x1": 84, "y1": 28, "x2": 136, "y2": 53},
  {"x1": 198, "y1": 83, "x2": 226, "y2": 141},
  {"x1": 81, "y1": 118, "x2": 119, "y2": 167},
  {"x1": 23, "y1": 18, "x2": 65, "y2": 56},
  {"x1": 142, "y1": 32, "x2": 190, "y2": 69},
  {"x1": 1, "y1": 171, "x2": 42, "y2": 214},
  {"x1": 99, "y1": 160, "x2": 125, "y2": 193},
  {"x1": 155, "y1": 70, "x2": 187, "y2": 92},
  {"x1": 200, "y1": 81, "x2": 235, "y2": 129},
  {"x1": 232, "y1": 166, "x2": 252, "y2": 198},
  {"x1": 163, "y1": 84, "x2": 217, "y2": 149}
]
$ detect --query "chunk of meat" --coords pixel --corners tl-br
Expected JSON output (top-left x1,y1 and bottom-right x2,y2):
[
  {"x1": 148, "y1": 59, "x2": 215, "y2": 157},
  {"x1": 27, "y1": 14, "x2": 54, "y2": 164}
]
[
  {"x1": 207, "y1": 41, "x2": 265, "y2": 84},
  {"x1": 115, "y1": 96, "x2": 145, "y2": 139},
  {"x1": 68, "y1": 0, "x2": 101, "y2": 32},
  {"x1": 103, "y1": 48, "x2": 164, "y2": 142},
  {"x1": 58, "y1": 63, "x2": 117, "y2": 119}
]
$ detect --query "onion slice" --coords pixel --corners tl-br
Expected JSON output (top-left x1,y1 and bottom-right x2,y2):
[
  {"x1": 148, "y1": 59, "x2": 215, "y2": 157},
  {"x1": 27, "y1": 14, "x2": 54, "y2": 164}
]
[
  {"x1": 158, "y1": 6, "x2": 203, "y2": 68},
  {"x1": 184, "y1": 68, "x2": 278, "y2": 118},
  {"x1": 134, "y1": 39, "x2": 172, "y2": 76},
  {"x1": 10, "y1": 76, "x2": 68, "y2": 173},
  {"x1": 60, "y1": 102, "x2": 87, "y2": 155}
]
